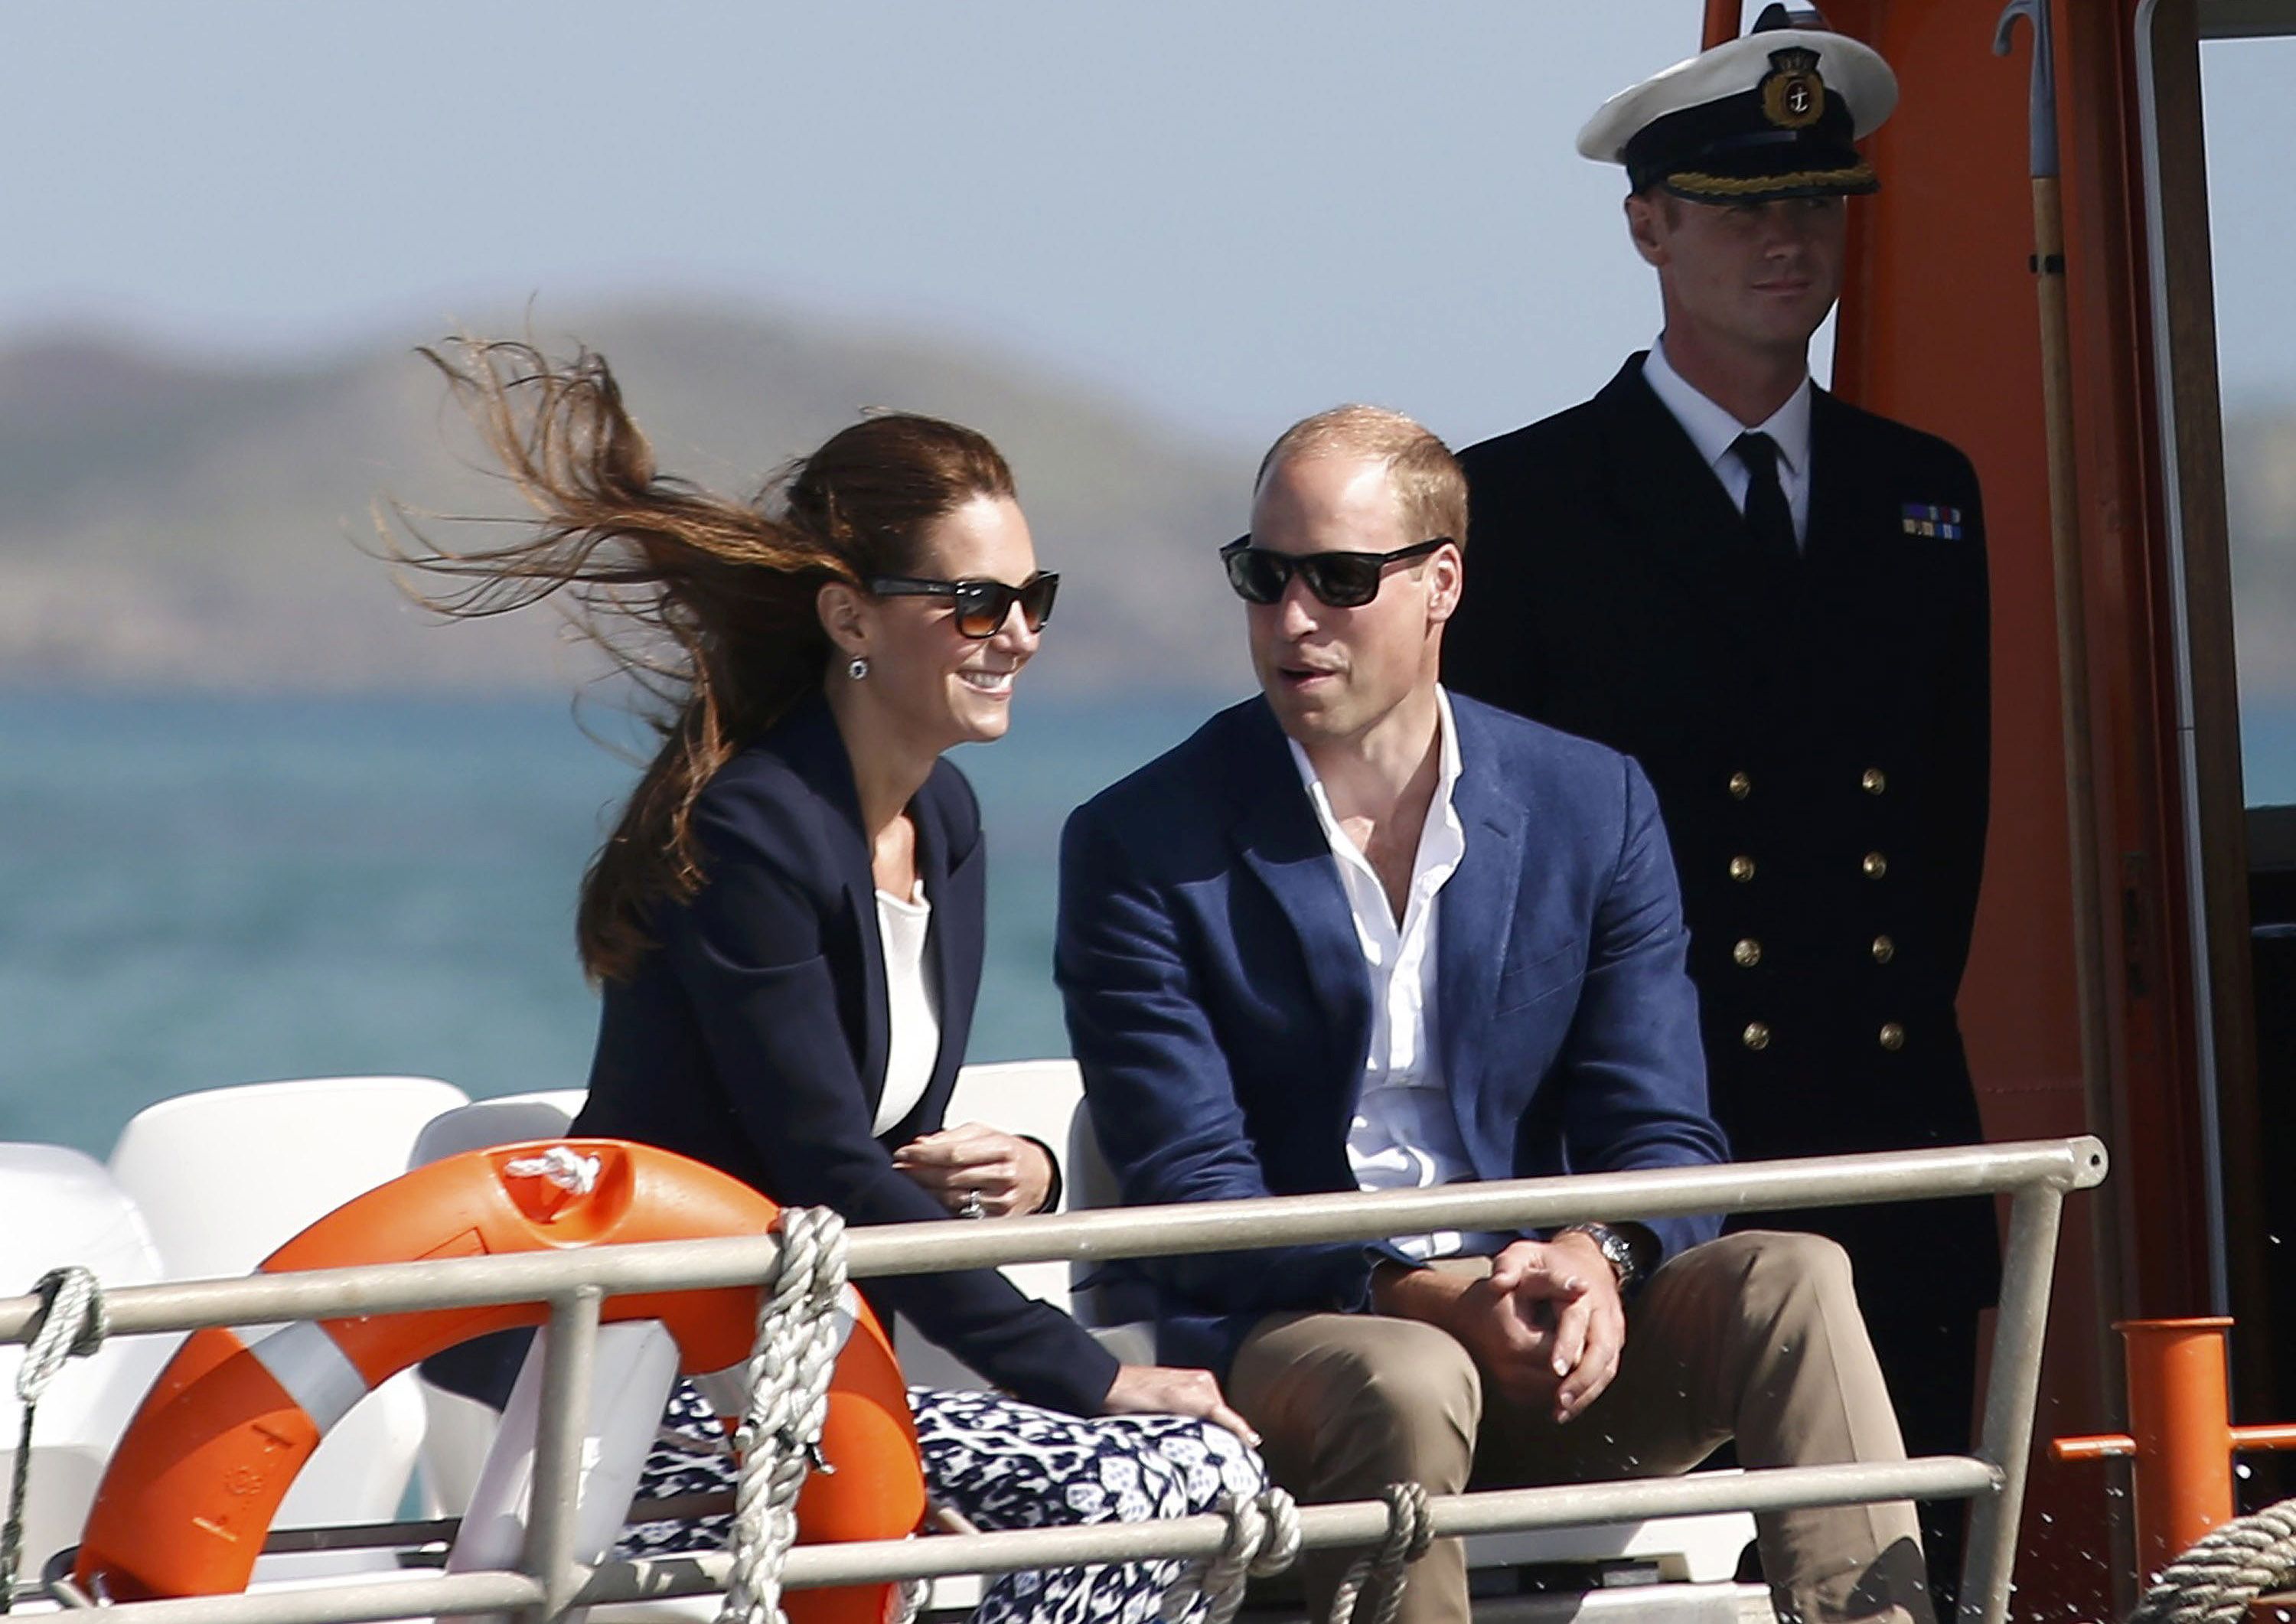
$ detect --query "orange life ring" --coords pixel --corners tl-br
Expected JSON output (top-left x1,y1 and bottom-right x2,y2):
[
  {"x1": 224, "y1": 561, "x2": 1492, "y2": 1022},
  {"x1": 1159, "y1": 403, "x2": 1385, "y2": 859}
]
[{"x1": 76, "y1": 1140, "x2": 925, "y2": 1624}]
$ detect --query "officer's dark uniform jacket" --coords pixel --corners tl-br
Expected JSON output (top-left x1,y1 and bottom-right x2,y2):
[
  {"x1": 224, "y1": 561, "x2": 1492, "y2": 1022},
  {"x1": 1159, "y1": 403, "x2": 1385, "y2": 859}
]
[{"x1": 1446, "y1": 352, "x2": 2000, "y2": 1318}]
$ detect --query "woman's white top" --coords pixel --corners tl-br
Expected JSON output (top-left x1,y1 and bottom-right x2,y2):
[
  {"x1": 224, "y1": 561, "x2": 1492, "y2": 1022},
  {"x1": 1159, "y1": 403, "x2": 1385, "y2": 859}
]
[{"x1": 872, "y1": 880, "x2": 940, "y2": 1136}]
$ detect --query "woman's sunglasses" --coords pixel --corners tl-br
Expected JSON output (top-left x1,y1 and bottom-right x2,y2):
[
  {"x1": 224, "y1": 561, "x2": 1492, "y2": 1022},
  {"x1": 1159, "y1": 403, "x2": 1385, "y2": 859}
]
[
  {"x1": 1218, "y1": 536, "x2": 1451, "y2": 609},
  {"x1": 868, "y1": 572, "x2": 1060, "y2": 638}
]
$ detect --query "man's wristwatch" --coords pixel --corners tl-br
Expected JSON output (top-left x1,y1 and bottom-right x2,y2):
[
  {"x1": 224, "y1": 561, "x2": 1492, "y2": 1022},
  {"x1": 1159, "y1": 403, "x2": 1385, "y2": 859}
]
[{"x1": 1558, "y1": 1221, "x2": 1645, "y2": 1291}]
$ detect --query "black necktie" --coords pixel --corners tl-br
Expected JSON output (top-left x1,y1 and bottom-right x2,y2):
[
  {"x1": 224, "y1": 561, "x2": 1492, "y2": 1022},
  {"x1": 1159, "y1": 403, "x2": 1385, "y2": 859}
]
[{"x1": 1733, "y1": 432, "x2": 1799, "y2": 566}]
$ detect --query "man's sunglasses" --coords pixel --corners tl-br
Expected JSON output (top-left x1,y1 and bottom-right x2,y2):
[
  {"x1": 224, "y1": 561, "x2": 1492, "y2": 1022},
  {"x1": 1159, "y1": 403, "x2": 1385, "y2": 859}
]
[
  {"x1": 1219, "y1": 536, "x2": 1451, "y2": 609},
  {"x1": 868, "y1": 572, "x2": 1060, "y2": 638}
]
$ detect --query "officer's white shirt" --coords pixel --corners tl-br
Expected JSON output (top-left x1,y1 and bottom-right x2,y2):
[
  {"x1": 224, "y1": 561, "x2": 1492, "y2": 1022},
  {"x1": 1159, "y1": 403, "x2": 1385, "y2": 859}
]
[
  {"x1": 1287, "y1": 686, "x2": 1504, "y2": 1260},
  {"x1": 1642, "y1": 334, "x2": 1815, "y2": 547}
]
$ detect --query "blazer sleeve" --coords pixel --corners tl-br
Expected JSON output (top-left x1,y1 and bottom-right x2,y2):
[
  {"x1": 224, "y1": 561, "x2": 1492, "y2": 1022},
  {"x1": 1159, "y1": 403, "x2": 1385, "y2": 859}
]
[
  {"x1": 1056, "y1": 801, "x2": 1381, "y2": 1316},
  {"x1": 666, "y1": 789, "x2": 1118, "y2": 1414},
  {"x1": 1550, "y1": 756, "x2": 1730, "y2": 1265}
]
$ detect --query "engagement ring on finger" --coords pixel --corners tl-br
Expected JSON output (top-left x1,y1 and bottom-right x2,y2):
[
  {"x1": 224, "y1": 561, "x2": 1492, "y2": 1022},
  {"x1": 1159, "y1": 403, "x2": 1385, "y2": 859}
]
[{"x1": 958, "y1": 1189, "x2": 987, "y2": 1220}]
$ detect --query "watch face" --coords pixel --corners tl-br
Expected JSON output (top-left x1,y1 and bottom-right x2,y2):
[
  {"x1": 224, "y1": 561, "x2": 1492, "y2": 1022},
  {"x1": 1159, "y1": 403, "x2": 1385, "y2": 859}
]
[{"x1": 1572, "y1": 1222, "x2": 1639, "y2": 1286}]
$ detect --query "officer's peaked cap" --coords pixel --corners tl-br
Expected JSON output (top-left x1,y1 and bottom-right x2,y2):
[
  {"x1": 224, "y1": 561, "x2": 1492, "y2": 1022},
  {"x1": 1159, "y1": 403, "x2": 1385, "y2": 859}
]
[{"x1": 1577, "y1": 5, "x2": 1898, "y2": 203}]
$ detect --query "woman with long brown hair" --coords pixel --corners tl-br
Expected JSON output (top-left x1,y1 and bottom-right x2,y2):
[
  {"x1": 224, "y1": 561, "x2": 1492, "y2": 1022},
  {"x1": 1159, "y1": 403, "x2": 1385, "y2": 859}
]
[{"x1": 397, "y1": 339, "x2": 1261, "y2": 1624}]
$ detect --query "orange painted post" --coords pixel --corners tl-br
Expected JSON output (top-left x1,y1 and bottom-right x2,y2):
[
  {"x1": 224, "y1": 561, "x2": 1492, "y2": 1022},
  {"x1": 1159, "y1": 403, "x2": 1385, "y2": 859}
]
[
  {"x1": 2056, "y1": 1317, "x2": 2296, "y2": 1593},
  {"x1": 1701, "y1": 0, "x2": 1739, "y2": 49},
  {"x1": 2120, "y1": 1318, "x2": 2236, "y2": 1580}
]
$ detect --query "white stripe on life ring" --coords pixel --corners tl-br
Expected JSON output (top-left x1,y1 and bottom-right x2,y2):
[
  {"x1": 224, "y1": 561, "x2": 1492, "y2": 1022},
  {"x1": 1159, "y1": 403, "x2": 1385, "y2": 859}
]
[{"x1": 240, "y1": 1322, "x2": 371, "y2": 1431}]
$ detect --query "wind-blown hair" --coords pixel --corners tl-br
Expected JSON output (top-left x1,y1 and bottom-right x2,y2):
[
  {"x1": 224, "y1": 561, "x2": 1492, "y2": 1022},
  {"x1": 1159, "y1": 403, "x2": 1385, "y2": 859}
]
[{"x1": 390, "y1": 339, "x2": 1016, "y2": 983}]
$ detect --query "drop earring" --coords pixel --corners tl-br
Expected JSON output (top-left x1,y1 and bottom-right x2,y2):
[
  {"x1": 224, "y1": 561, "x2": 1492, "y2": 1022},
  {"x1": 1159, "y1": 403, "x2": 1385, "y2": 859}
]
[{"x1": 848, "y1": 655, "x2": 870, "y2": 681}]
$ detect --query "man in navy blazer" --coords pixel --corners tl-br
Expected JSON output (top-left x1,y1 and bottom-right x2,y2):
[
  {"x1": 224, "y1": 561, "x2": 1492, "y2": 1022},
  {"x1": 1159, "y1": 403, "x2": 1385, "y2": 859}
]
[{"x1": 1057, "y1": 407, "x2": 1932, "y2": 1624}]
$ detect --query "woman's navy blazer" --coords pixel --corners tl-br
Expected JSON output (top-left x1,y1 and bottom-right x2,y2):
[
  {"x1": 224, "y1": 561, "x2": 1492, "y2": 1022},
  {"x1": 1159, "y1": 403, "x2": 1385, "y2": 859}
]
[{"x1": 578, "y1": 694, "x2": 1119, "y2": 1414}]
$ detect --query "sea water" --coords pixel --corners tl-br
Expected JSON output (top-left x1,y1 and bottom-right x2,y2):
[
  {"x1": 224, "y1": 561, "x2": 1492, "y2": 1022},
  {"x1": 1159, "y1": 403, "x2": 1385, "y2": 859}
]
[
  {"x1": 9, "y1": 690, "x2": 2294, "y2": 1162},
  {"x1": 0, "y1": 692, "x2": 1215, "y2": 1158}
]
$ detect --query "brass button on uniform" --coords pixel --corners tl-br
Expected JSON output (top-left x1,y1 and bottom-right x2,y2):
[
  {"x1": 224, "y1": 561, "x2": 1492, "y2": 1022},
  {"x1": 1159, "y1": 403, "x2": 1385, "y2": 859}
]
[
  {"x1": 1871, "y1": 934, "x2": 1896, "y2": 964},
  {"x1": 1732, "y1": 938, "x2": 1762, "y2": 968},
  {"x1": 1742, "y1": 1021, "x2": 1772, "y2": 1052},
  {"x1": 1729, "y1": 855, "x2": 1756, "y2": 882},
  {"x1": 1862, "y1": 851, "x2": 1889, "y2": 879},
  {"x1": 1879, "y1": 1022, "x2": 1906, "y2": 1051},
  {"x1": 1861, "y1": 768, "x2": 1887, "y2": 795},
  {"x1": 1727, "y1": 771, "x2": 1753, "y2": 801}
]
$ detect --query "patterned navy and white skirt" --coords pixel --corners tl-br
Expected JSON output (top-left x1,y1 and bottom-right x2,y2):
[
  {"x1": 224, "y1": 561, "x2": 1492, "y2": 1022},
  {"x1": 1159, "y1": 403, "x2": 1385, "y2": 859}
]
[{"x1": 619, "y1": 1383, "x2": 1267, "y2": 1624}]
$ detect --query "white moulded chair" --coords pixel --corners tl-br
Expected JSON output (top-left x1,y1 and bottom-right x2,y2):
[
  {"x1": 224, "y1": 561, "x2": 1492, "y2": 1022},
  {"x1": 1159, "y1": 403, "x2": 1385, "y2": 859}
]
[
  {"x1": 405, "y1": 1089, "x2": 586, "y2": 1521},
  {"x1": 106, "y1": 1075, "x2": 469, "y2": 1544},
  {"x1": 0, "y1": 1144, "x2": 174, "y2": 1580},
  {"x1": 889, "y1": 1058, "x2": 1101, "y2": 1391},
  {"x1": 1062, "y1": 1090, "x2": 1760, "y2": 1607},
  {"x1": 406, "y1": 1091, "x2": 722, "y2": 1624}
]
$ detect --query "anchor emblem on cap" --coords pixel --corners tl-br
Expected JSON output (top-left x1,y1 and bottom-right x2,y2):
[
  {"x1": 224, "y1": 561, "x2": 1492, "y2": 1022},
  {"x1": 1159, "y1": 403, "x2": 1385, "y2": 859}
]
[{"x1": 1760, "y1": 47, "x2": 1827, "y2": 129}]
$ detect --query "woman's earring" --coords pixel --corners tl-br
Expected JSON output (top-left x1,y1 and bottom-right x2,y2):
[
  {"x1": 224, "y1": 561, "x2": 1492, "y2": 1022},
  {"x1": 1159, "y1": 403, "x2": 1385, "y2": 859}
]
[{"x1": 847, "y1": 655, "x2": 869, "y2": 681}]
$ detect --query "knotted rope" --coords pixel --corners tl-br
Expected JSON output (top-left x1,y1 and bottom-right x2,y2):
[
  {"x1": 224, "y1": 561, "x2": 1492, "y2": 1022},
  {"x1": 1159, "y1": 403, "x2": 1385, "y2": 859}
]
[
  {"x1": 718, "y1": 1207, "x2": 850, "y2": 1624},
  {"x1": 2129, "y1": 1498, "x2": 2296, "y2": 1624},
  {"x1": 1, "y1": 1268, "x2": 108, "y2": 1614},
  {"x1": 1159, "y1": 1487, "x2": 1302, "y2": 1624},
  {"x1": 503, "y1": 1146, "x2": 602, "y2": 1195},
  {"x1": 1326, "y1": 1482, "x2": 1434, "y2": 1624}
]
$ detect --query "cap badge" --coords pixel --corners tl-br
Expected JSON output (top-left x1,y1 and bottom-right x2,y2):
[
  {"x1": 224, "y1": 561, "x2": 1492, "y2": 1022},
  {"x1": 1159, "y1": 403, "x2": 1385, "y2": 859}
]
[{"x1": 1760, "y1": 47, "x2": 1828, "y2": 129}]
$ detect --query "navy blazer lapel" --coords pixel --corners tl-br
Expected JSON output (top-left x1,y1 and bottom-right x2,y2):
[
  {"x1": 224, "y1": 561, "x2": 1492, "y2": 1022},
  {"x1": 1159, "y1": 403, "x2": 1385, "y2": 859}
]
[
  {"x1": 918, "y1": 777, "x2": 983, "y2": 1119},
  {"x1": 768, "y1": 696, "x2": 891, "y2": 1116},
  {"x1": 1225, "y1": 703, "x2": 1374, "y2": 1087},
  {"x1": 1436, "y1": 701, "x2": 1528, "y2": 1138},
  {"x1": 1596, "y1": 355, "x2": 1748, "y2": 571}
]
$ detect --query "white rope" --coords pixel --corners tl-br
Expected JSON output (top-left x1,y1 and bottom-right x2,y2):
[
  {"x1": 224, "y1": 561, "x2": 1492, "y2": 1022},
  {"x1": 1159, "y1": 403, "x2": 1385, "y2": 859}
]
[
  {"x1": 1158, "y1": 1487, "x2": 1302, "y2": 1624},
  {"x1": 1326, "y1": 1482, "x2": 1434, "y2": 1624},
  {"x1": 718, "y1": 1206, "x2": 850, "y2": 1624},
  {"x1": 1, "y1": 1268, "x2": 108, "y2": 1613},
  {"x1": 503, "y1": 1146, "x2": 602, "y2": 1195},
  {"x1": 2128, "y1": 1498, "x2": 2296, "y2": 1624}
]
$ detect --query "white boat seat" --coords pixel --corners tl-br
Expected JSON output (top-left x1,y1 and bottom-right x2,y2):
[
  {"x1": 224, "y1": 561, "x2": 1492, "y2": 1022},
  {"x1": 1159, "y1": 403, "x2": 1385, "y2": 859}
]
[
  {"x1": 0, "y1": 1145, "x2": 173, "y2": 1577},
  {"x1": 106, "y1": 1075, "x2": 468, "y2": 1538},
  {"x1": 110, "y1": 1075, "x2": 471, "y2": 1280},
  {"x1": 409, "y1": 1089, "x2": 586, "y2": 1169},
  {"x1": 1060, "y1": 1093, "x2": 1758, "y2": 1588},
  {"x1": 406, "y1": 1089, "x2": 586, "y2": 1521},
  {"x1": 890, "y1": 1059, "x2": 1090, "y2": 1393}
]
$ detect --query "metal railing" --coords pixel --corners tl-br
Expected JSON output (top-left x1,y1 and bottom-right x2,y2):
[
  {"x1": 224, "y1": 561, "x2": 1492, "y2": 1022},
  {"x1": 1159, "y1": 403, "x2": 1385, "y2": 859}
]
[{"x1": 0, "y1": 1136, "x2": 2108, "y2": 1624}]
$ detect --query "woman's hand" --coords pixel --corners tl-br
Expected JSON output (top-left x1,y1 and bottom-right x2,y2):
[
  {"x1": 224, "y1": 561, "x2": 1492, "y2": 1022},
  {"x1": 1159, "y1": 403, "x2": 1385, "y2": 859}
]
[
  {"x1": 891, "y1": 1122, "x2": 1055, "y2": 1218},
  {"x1": 1101, "y1": 1364, "x2": 1261, "y2": 1446}
]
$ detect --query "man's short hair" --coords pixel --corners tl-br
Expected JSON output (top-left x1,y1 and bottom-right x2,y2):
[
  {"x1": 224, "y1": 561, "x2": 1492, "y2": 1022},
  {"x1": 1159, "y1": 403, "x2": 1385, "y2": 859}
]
[{"x1": 1255, "y1": 405, "x2": 1469, "y2": 553}]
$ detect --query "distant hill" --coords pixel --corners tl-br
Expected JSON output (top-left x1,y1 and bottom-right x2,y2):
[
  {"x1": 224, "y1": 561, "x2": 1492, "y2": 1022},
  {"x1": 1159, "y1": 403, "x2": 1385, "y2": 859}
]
[
  {"x1": 0, "y1": 304, "x2": 1260, "y2": 693},
  {"x1": 12, "y1": 311, "x2": 2289, "y2": 709}
]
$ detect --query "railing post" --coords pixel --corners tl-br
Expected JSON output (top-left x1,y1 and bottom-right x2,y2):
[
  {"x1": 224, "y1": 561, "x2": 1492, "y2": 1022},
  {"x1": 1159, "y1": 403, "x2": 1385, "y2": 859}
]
[
  {"x1": 523, "y1": 1286, "x2": 604, "y2": 1624},
  {"x1": 2118, "y1": 1317, "x2": 2238, "y2": 1581},
  {"x1": 1960, "y1": 1183, "x2": 2067, "y2": 1624}
]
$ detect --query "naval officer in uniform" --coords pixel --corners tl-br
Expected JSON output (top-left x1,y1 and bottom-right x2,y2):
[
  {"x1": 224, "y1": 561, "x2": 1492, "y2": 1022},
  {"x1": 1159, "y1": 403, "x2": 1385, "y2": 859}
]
[{"x1": 1443, "y1": 9, "x2": 1994, "y2": 1606}]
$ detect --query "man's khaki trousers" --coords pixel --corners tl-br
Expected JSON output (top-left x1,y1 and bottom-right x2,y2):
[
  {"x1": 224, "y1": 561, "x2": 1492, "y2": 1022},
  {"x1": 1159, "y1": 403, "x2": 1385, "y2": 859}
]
[{"x1": 1225, "y1": 1231, "x2": 1933, "y2": 1624}]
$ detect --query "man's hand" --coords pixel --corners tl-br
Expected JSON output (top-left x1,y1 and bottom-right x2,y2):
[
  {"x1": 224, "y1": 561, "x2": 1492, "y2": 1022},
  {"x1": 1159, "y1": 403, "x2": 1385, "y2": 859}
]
[
  {"x1": 890, "y1": 1123, "x2": 1055, "y2": 1218},
  {"x1": 1373, "y1": 1236, "x2": 1627, "y2": 1423},
  {"x1": 1493, "y1": 1232, "x2": 1626, "y2": 1422}
]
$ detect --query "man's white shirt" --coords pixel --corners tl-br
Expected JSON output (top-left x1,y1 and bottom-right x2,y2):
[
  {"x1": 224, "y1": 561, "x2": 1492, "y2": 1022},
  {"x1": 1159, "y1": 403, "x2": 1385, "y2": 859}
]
[
  {"x1": 1287, "y1": 686, "x2": 1506, "y2": 1259},
  {"x1": 1642, "y1": 334, "x2": 1815, "y2": 547}
]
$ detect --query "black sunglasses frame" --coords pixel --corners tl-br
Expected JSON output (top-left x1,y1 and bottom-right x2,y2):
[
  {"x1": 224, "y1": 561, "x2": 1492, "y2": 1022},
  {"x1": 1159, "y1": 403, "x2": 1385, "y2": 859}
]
[
  {"x1": 1218, "y1": 536, "x2": 1453, "y2": 609},
  {"x1": 868, "y1": 572, "x2": 1060, "y2": 638}
]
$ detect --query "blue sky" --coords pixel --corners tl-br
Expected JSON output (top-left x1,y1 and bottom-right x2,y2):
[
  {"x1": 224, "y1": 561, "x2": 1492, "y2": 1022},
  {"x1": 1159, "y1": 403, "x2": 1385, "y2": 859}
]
[{"x1": 4, "y1": 5, "x2": 2289, "y2": 446}]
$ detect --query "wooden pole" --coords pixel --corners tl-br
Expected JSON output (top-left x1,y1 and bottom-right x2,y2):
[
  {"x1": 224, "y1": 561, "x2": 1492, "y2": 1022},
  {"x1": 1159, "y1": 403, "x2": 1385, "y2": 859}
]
[
  {"x1": 2027, "y1": 164, "x2": 2118, "y2": 1165},
  {"x1": 1702, "y1": 0, "x2": 1740, "y2": 49},
  {"x1": 1998, "y1": 3, "x2": 2134, "y2": 1600}
]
